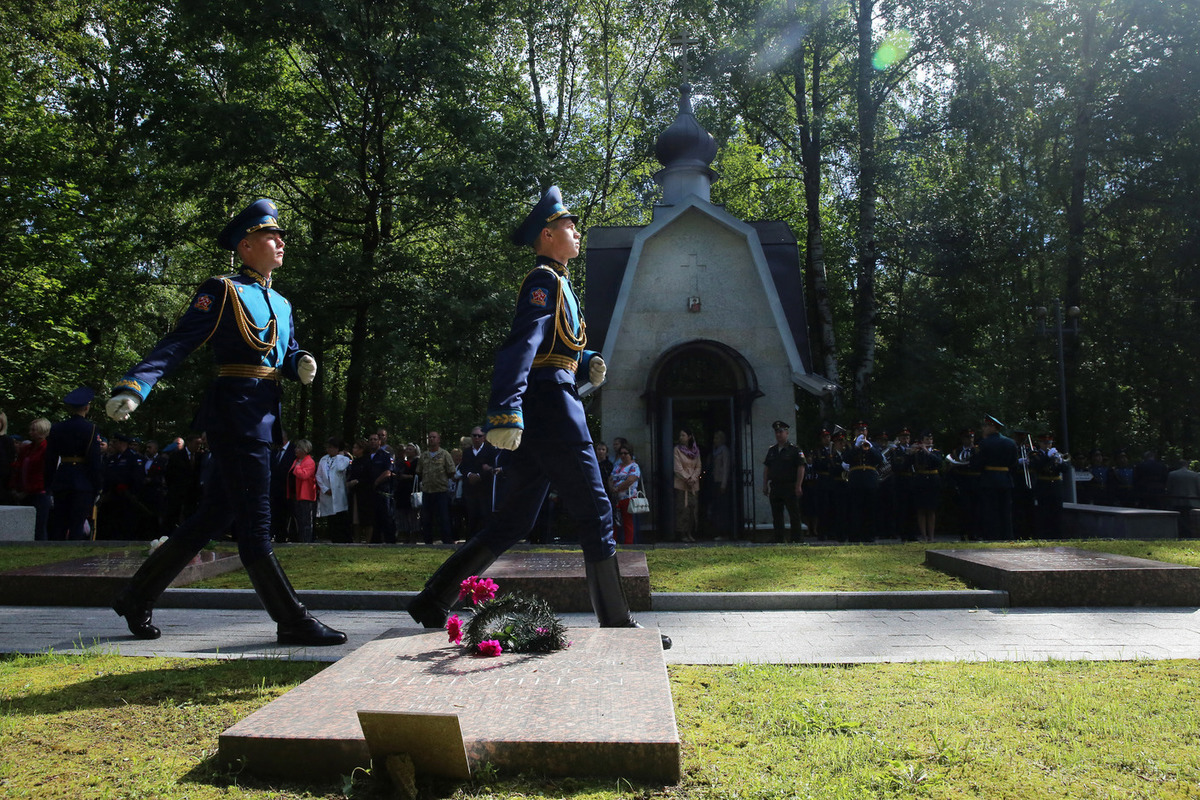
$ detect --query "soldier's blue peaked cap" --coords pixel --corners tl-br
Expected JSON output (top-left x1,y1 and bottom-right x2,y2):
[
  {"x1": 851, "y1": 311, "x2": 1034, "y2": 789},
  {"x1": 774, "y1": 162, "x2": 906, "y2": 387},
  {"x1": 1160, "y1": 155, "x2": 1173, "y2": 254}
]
[
  {"x1": 63, "y1": 387, "x2": 94, "y2": 406},
  {"x1": 511, "y1": 186, "x2": 579, "y2": 247},
  {"x1": 217, "y1": 199, "x2": 287, "y2": 251}
]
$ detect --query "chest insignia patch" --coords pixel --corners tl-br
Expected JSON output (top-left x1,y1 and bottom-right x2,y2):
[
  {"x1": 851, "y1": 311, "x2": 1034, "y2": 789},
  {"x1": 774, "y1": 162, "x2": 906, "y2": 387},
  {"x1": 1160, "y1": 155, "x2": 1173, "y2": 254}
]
[{"x1": 529, "y1": 287, "x2": 548, "y2": 307}]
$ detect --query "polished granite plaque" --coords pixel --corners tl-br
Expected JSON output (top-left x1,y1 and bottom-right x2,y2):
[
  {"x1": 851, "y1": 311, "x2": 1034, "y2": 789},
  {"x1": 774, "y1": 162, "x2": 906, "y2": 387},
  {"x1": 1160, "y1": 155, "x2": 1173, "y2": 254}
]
[
  {"x1": 0, "y1": 550, "x2": 242, "y2": 606},
  {"x1": 926, "y1": 547, "x2": 1200, "y2": 606},
  {"x1": 219, "y1": 627, "x2": 680, "y2": 783},
  {"x1": 476, "y1": 551, "x2": 650, "y2": 612}
]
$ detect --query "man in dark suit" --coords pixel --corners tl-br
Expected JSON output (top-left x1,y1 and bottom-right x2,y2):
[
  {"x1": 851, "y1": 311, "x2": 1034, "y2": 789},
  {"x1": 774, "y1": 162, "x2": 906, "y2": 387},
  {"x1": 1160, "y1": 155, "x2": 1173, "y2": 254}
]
[
  {"x1": 406, "y1": 186, "x2": 669, "y2": 648},
  {"x1": 105, "y1": 199, "x2": 344, "y2": 647},
  {"x1": 457, "y1": 426, "x2": 497, "y2": 537}
]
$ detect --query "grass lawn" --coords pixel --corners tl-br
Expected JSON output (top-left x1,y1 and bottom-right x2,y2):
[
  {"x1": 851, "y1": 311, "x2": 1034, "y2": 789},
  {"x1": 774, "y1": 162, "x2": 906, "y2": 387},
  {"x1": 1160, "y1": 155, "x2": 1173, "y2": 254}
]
[
  {"x1": 1, "y1": 651, "x2": 1198, "y2": 799},
  {"x1": 2, "y1": 539, "x2": 1199, "y2": 593}
]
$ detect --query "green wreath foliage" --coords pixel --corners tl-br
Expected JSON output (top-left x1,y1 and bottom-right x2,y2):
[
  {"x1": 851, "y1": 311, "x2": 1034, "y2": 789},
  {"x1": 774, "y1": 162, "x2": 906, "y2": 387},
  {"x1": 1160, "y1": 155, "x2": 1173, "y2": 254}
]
[{"x1": 462, "y1": 593, "x2": 569, "y2": 653}]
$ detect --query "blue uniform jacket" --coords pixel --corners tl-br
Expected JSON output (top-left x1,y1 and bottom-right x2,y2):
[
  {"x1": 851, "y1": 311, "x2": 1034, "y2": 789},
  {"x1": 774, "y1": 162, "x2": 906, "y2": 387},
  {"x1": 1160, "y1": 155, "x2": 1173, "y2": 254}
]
[
  {"x1": 112, "y1": 268, "x2": 309, "y2": 445},
  {"x1": 44, "y1": 415, "x2": 103, "y2": 493},
  {"x1": 485, "y1": 256, "x2": 599, "y2": 443}
]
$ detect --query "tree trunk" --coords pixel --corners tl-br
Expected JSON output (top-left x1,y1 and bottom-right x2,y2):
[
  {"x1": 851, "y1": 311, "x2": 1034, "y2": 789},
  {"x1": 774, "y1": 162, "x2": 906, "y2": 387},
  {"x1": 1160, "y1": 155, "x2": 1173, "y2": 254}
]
[
  {"x1": 794, "y1": 0, "x2": 841, "y2": 418},
  {"x1": 341, "y1": 300, "x2": 371, "y2": 439},
  {"x1": 852, "y1": 0, "x2": 879, "y2": 417}
]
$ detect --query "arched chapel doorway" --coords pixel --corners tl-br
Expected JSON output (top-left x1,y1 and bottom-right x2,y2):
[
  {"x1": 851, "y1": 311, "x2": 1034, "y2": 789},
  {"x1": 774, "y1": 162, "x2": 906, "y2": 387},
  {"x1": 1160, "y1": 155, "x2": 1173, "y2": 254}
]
[{"x1": 645, "y1": 340, "x2": 763, "y2": 540}]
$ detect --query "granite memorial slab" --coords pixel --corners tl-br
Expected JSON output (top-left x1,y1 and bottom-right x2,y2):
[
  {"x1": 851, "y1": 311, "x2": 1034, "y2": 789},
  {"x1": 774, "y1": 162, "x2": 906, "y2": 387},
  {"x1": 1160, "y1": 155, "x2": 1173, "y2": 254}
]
[
  {"x1": 925, "y1": 547, "x2": 1200, "y2": 606},
  {"x1": 1061, "y1": 502, "x2": 1178, "y2": 540},
  {"x1": 0, "y1": 550, "x2": 242, "y2": 606},
  {"x1": 475, "y1": 551, "x2": 650, "y2": 612},
  {"x1": 219, "y1": 627, "x2": 680, "y2": 783},
  {"x1": 0, "y1": 506, "x2": 36, "y2": 541}
]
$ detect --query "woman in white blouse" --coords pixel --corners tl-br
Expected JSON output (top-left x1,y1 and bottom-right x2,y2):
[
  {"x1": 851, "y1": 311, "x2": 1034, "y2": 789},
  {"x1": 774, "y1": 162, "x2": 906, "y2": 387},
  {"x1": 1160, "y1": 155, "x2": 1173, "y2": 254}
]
[{"x1": 316, "y1": 437, "x2": 353, "y2": 543}]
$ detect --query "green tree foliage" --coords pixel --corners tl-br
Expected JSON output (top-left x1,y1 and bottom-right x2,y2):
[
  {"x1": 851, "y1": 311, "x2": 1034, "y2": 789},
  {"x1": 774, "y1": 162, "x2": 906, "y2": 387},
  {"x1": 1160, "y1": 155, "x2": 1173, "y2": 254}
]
[{"x1": 2, "y1": 0, "x2": 1198, "y2": 458}]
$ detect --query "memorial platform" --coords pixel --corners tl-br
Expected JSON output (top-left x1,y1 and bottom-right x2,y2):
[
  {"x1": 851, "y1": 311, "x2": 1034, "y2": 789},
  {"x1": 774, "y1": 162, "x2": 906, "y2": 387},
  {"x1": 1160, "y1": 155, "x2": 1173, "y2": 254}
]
[
  {"x1": 925, "y1": 547, "x2": 1200, "y2": 607},
  {"x1": 1061, "y1": 502, "x2": 1178, "y2": 539},
  {"x1": 219, "y1": 626, "x2": 680, "y2": 783},
  {"x1": 481, "y1": 551, "x2": 650, "y2": 612},
  {"x1": 0, "y1": 549, "x2": 242, "y2": 606}
]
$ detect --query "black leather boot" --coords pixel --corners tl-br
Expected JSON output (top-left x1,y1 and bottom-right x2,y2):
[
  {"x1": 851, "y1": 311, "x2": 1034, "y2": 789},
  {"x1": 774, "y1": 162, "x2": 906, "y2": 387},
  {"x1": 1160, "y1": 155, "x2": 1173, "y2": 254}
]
[
  {"x1": 245, "y1": 553, "x2": 347, "y2": 646},
  {"x1": 407, "y1": 537, "x2": 498, "y2": 628},
  {"x1": 111, "y1": 536, "x2": 206, "y2": 640},
  {"x1": 586, "y1": 554, "x2": 672, "y2": 650}
]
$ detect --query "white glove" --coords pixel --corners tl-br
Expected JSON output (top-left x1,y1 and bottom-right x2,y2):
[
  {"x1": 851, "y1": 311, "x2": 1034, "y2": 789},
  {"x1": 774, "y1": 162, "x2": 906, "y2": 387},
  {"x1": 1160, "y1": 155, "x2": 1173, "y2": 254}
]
[
  {"x1": 298, "y1": 354, "x2": 317, "y2": 385},
  {"x1": 589, "y1": 356, "x2": 607, "y2": 387},
  {"x1": 106, "y1": 393, "x2": 140, "y2": 422},
  {"x1": 487, "y1": 428, "x2": 523, "y2": 451}
]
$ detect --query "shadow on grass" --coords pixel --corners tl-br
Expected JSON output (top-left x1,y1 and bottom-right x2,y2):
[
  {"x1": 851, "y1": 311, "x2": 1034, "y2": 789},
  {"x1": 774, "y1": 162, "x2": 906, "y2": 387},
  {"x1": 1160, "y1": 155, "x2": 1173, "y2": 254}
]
[
  {"x1": 0, "y1": 657, "x2": 322, "y2": 716},
  {"x1": 180, "y1": 747, "x2": 658, "y2": 800}
]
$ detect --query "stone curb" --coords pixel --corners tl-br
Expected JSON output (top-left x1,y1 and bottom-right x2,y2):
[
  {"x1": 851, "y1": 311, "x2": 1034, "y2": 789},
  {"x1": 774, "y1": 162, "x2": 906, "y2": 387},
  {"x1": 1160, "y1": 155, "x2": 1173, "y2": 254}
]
[{"x1": 156, "y1": 588, "x2": 1010, "y2": 612}]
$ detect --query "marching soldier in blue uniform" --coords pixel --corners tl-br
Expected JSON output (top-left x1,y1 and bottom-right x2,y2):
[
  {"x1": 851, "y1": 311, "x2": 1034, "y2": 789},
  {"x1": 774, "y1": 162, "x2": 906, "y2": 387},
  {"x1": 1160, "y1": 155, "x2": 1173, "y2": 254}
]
[
  {"x1": 105, "y1": 199, "x2": 345, "y2": 646},
  {"x1": 971, "y1": 414, "x2": 1018, "y2": 540},
  {"x1": 44, "y1": 387, "x2": 104, "y2": 541},
  {"x1": 407, "y1": 186, "x2": 670, "y2": 648}
]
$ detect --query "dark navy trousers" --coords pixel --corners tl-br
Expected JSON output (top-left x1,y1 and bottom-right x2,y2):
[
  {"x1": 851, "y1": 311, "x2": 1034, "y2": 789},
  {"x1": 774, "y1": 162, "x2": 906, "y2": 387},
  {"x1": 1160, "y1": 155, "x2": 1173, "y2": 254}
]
[
  {"x1": 167, "y1": 435, "x2": 275, "y2": 565},
  {"x1": 474, "y1": 438, "x2": 616, "y2": 562}
]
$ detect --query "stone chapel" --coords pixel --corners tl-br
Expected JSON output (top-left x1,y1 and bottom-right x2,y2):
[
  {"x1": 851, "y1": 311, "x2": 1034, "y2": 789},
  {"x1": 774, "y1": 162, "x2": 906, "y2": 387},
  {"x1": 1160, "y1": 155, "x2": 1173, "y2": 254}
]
[{"x1": 584, "y1": 83, "x2": 835, "y2": 538}]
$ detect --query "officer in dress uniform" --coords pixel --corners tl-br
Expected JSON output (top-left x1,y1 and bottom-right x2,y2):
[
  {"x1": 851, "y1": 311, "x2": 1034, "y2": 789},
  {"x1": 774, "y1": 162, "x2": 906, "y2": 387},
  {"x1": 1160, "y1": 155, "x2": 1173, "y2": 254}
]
[
  {"x1": 105, "y1": 199, "x2": 344, "y2": 646},
  {"x1": 1029, "y1": 432, "x2": 1068, "y2": 538},
  {"x1": 44, "y1": 387, "x2": 104, "y2": 541},
  {"x1": 406, "y1": 186, "x2": 669, "y2": 648},
  {"x1": 971, "y1": 414, "x2": 1018, "y2": 540},
  {"x1": 101, "y1": 433, "x2": 146, "y2": 539},
  {"x1": 945, "y1": 428, "x2": 979, "y2": 540},
  {"x1": 889, "y1": 427, "x2": 915, "y2": 540},
  {"x1": 846, "y1": 423, "x2": 884, "y2": 542},
  {"x1": 762, "y1": 420, "x2": 805, "y2": 542}
]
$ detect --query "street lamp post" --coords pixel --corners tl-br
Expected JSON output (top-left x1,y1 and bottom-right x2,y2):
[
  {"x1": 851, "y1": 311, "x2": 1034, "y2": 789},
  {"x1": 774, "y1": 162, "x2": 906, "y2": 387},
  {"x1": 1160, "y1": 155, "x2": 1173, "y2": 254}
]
[{"x1": 1035, "y1": 299, "x2": 1081, "y2": 501}]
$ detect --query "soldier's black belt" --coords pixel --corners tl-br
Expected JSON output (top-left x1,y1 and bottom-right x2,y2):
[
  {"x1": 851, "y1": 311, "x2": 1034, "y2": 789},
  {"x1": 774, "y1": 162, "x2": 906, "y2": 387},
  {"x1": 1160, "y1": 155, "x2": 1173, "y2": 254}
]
[{"x1": 59, "y1": 457, "x2": 85, "y2": 464}]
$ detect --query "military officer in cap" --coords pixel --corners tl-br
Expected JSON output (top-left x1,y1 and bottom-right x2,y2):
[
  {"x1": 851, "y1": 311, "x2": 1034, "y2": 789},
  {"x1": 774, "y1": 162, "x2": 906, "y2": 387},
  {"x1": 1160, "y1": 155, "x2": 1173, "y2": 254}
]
[
  {"x1": 406, "y1": 186, "x2": 669, "y2": 649},
  {"x1": 971, "y1": 414, "x2": 1018, "y2": 540},
  {"x1": 1029, "y1": 432, "x2": 1068, "y2": 538},
  {"x1": 105, "y1": 199, "x2": 344, "y2": 646},
  {"x1": 763, "y1": 419, "x2": 805, "y2": 542},
  {"x1": 101, "y1": 433, "x2": 146, "y2": 539},
  {"x1": 44, "y1": 387, "x2": 104, "y2": 541}
]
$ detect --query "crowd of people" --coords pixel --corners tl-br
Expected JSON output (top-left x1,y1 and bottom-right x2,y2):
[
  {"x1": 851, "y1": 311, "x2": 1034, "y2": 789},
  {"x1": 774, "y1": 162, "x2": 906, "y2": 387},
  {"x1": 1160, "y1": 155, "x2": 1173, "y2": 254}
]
[
  {"x1": 762, "y1": 418, "x2": 1200, "y2": 543},
  {"x1": 6, "y1": 405, "x2": 1198, "y2": 546}
]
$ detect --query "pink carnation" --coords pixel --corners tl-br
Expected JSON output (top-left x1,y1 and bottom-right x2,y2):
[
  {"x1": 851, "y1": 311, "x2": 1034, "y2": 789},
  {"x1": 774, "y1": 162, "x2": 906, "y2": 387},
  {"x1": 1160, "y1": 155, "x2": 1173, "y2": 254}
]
[
  {"x1": 458, "y1": 577, "x2": 476, "y2": 602},
  {"x1": 458, "y1": 576, "x2": 499, "y2": 605},
  {"x1": 477, "y1": 640, "x2": 503, "y2": 657},
  {"x1": 446, "y1": 614, "x2": 463, "y2": 645},
  {"x1": 471, "y1": 578, "x2": 499, "y2": 605}
]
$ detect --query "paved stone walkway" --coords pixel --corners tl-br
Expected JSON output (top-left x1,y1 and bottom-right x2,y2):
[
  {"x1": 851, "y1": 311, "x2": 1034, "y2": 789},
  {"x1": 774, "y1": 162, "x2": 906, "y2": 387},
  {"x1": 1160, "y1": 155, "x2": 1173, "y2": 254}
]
[{"x1": 3, "y1": 602, "x2": 1198, "y2": 665}]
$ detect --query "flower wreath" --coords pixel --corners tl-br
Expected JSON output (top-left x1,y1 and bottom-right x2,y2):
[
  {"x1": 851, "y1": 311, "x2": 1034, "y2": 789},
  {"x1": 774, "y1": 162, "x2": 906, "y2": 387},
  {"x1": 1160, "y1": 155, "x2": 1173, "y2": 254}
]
[{"x1": 447, "y1": 576, "x2": 569, "y2": 656}]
